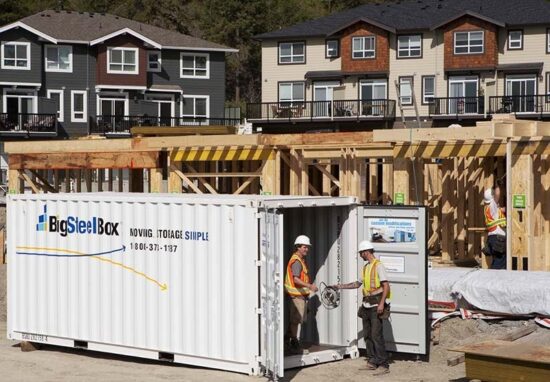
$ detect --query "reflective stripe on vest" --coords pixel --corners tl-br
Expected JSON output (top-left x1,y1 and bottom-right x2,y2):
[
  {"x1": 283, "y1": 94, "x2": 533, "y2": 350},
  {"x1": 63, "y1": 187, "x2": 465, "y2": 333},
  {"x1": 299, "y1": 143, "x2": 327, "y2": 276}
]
[
  {"x1": 484, "y1": 204, "x2": 506, "y2": 232},
  {"x1": 284, "y1": 253, "x2": 310, "y2": 297},
  {"x1": 362, "y1": 260, "x2": 392, "y2": 300}
]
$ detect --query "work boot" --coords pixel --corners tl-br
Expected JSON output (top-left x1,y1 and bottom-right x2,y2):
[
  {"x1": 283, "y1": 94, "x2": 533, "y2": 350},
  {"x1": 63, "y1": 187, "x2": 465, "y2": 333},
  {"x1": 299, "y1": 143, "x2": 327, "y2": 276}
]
[
  {"x1": 372, "y1": 365, "x2": 389, "y2": 375},
  {"x1": 288, "y1": 338, "x2": 309, "y2": 355}
]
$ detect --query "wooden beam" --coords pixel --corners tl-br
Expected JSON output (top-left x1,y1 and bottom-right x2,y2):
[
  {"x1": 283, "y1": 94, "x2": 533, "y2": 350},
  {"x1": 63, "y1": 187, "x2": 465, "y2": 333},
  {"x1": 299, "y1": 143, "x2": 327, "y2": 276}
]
[
  {"x1": 9, "y1": 152, "x2": 160, "y2": 170},
  {"x1": 29, "y1": 170, "x2": 57, "y2": 193},
  {"x1": 173, "y1": 146, "x2": 273, "y2": 162},
  {"x1": 393, "y1": 140, "x2": 507, "y2": 159},
  {"x1": 19, "y1": 172, "x2": 41, "y2": 193},
  {"x1": 393, "y1": 158, "x2": 409, "y2": 204},
  {"x1": 168, "y1": 159, "x2": 182, "y2": 193},
  {"x1": 373, "y1": 125, "x2": 495, "y2": 142},
  {"x1": 185, "y1": 163, "x2": 218, "y2": 194},
  {"x1": 169, "y1": 164, "x2": 202, "y2": 194},
  {"x1": 260, "y1": 131, "x2": 373, "y2": 146}
]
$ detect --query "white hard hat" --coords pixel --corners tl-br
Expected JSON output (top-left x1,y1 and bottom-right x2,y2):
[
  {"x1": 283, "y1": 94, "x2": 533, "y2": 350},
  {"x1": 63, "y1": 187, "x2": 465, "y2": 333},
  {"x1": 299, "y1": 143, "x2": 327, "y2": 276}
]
[
  {"x1": 294, "y1": 235, "x2": 312, "y2": 247},
  {"x1": 483, "y1": 188, "x2": 493, "y2": 204},
  {"x1": 358, "y1": 240, "x2": 374, "y2": 253}
]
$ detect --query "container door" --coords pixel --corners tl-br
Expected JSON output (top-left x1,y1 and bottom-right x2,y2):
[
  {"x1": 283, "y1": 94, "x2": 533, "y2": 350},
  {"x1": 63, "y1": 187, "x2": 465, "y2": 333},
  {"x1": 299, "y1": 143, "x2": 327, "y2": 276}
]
[
  {"x1": 357, "y1": 206, "x2": 428, "y2": 355},
  {"x1": 259, "y1": 209, "x2": 284, "y2": 378}
]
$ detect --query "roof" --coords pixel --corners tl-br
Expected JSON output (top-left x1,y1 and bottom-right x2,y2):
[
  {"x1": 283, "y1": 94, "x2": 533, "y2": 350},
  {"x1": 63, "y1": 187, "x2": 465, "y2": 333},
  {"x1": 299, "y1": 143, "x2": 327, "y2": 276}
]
[
  {"x1": 0, "y1": 10, "x2": 237, "y2": 52},
  {"x1": 497, "y1": 62, "x2": 544, "y2": 74},
  {"x1": 255, "y1": 0, "x2": 550, "y2": 40}
]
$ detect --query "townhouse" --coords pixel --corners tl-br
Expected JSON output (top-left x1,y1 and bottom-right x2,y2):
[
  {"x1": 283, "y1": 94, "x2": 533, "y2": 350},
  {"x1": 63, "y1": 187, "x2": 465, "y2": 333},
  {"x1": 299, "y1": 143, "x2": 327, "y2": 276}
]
[
  {"x1": 249, "y1": 0, "x2": 550, "y2": 132},
  {"x1": 0, "y1": 10, "x2": 237, "y2": 139}
]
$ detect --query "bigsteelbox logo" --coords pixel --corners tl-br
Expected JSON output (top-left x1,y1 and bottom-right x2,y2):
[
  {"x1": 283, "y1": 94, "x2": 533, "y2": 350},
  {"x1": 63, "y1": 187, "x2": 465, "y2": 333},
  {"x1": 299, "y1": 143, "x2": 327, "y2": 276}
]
[{"x1": 36, "y1": 205, "x2": 120, "y2": 237}]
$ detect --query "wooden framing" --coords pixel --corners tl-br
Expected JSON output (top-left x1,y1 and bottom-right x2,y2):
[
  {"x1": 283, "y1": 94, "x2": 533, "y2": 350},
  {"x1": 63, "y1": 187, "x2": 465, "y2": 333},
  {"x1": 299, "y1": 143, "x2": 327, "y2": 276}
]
[{"x1": 4, "y1": 118, "x2": 550, "y2": 270}]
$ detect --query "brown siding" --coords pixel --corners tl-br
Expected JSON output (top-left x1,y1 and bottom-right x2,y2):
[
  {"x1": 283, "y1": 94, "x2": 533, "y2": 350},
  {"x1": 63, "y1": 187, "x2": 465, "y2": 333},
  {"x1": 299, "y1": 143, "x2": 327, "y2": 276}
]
[
  {"x1": 340, "y1": 22, "x2": 389, "y2": 73},
  {"x1": 444, "y1": 16, "x2": 498, "y2": 70},
  {"x1": 96, "y1": 35, "x2": 147, "y2": 87}
]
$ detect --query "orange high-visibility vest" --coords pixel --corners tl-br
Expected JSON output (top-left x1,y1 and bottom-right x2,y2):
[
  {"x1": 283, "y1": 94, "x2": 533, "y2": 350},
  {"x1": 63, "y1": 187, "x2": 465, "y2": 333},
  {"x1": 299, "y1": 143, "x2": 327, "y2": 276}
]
[
  {"x1": 363, "y1": 260, "x2": 392, "y2": 300},
  {"x1": 484, "y1": 204, "x2": 506, "y2": 232},
  {"x1": 284, "y1": 253, "x2": 310, "y2": 297}
]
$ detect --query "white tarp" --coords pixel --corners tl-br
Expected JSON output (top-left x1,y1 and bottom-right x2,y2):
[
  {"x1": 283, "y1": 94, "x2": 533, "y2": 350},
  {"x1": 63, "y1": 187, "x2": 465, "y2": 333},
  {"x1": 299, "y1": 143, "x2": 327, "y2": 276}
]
[
  {"x1": 451, "y1": 269, "x2": 550, "y2": 316},
  {"x1": 428, "y1": 267, "x2": 475, "y2": 302}
]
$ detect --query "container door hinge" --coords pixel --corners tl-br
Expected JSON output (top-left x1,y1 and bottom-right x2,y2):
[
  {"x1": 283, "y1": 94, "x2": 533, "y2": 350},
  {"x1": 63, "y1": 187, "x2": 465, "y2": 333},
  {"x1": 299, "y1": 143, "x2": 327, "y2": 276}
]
[
  {"x1": 255, "y1": 260, "x2": 262, "y2": 267},
  {"x1": 256, "y1": 308, "x2": 263, "y2": 315},
  {"x1": 255, "y1": 355, "x2": 264, "y2": 363}
]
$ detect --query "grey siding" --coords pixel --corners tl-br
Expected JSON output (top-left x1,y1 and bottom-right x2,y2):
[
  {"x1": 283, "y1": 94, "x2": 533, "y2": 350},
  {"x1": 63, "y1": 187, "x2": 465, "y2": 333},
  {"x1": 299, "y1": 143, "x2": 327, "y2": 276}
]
[
  {"x1": 43, "y1": 44, "x2": 96, "y2": 138},
  {"x1": 0, "y1": 29, "x2": 42, "y2": 84},
  {"x1": 149, "y1": 50, "x2": 226, "y2": 118}
]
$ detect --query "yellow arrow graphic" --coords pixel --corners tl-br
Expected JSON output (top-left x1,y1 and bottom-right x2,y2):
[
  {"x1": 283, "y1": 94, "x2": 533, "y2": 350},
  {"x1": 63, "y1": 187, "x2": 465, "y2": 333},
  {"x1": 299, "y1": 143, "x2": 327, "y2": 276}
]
[{"x1": 16, "y1": 246, "x2": 168, "y2": 291}]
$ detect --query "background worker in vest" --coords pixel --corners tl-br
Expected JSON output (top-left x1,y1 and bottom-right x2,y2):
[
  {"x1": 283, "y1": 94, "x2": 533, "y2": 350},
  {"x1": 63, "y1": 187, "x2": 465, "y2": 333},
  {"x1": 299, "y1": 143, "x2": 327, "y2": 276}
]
[
  {"x1": 482, "y1": 183, "x2": 507, "y2": 269},
  {"x1": 284, "y1": 235, "x2": 318, "y2": 355},
  {"x1": 332, "y1": 240, "x2": 391, "y2": 375}
]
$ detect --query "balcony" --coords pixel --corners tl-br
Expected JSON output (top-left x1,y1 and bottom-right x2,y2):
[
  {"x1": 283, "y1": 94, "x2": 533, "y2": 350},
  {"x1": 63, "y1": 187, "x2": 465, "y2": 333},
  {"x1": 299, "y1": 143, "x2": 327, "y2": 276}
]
[
  {"x1": 246, "y1": 99, "x2": 396, "y2": 122},
  {"x1": 0, "y1": 113, "x2": 57, "y2": 136},
  {"x1": 429, "y1": 97, "x2": 486, "y2": 119},
  {"x1": 489, "y1": 95, "x2": 550, "y2": 117},
  {"x1": 90, "y1": 115, "x2": 241, "y2": 136}
]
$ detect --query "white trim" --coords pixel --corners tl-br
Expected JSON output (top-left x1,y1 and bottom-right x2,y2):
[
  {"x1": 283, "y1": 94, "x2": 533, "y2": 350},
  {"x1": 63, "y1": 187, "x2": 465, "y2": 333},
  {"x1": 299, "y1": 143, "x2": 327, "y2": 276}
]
[
  {"x1": 147, "y1": 87, "x2": 183, "y2": 94},
  {"x1": 180, "y1": 94, "x2": 210, "y2": 118},
  {"x1": 145, "y1": 94, "x2": 175, "y2": 123},
  {"x1": 70, "y1": 90, "x2": 88, "y2": 123},
  {"x1": 95, "y1": 85, "x2": 147, "y2": 90},
  {"x1": 2, "y1": 88, "x2": 38, "y2": 113},
  {"x1": 352, "y1": 36, "x2": 376, "y2": 59},
  {"x1": 397, "y1": 34, "x2": 422, "y2": 58},
  {"x1": 1, "y1": 41, "x2": 31, "y2": 70},
  {"x1": 278, "y1": 42, "x2": 305, "y2": 64},
  {"x1": 359, "y1": 78, "x2": 388, "y2": 100},
  {"x1": 0, "y1": 81, "x2": 41, "y2": 87},
  {"x1": 44, "y1": 44, "x2": 73, "y2": 73},
  {"x1": 326, "y1": 40, "x2": 339, "y2": 58},
  {"x1": 107, "y1": 47, "x2": 139, "y2": 74},
  {"x1": 163, "y1": 46, "x2": 238, "y2": 53},
  {"x1": 96, "y1": 92, "x2": 129, "y2": 116},
  {"x1": 147, "y1": 50, "x2": 161, "y2": 72},
  {"x1": 454, "y1": 30, "x2": 484, "y2": 55},
  {"x1": 90, "y1": 28, "x2": 161, "y2": 49},
  {"x1": 46, "y1": 89, "x2": 64, "y2": 122},
  {"x1": 0, "y1": 21, "x2": 57, "y2": 43},
  {"x1": 180, "y1": 52, "x2": 210, "y2": 79},
  {"x1": 507, "y1": 30, "x2": 522, "y2": 50}
]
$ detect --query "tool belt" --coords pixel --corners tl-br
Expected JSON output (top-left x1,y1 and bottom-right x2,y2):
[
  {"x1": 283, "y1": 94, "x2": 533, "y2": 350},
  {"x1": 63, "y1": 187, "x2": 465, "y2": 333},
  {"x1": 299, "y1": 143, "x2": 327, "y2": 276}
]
[{"x1": 363, "y1": 294, "x2": 383, "y2": 306}]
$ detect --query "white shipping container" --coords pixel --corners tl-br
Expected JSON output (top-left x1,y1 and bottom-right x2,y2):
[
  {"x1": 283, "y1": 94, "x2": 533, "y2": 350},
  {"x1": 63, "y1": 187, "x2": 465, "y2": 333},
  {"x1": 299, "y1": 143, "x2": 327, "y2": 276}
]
[{"x1": 7, "y1": 193, "x2": 427, "y2": 378}]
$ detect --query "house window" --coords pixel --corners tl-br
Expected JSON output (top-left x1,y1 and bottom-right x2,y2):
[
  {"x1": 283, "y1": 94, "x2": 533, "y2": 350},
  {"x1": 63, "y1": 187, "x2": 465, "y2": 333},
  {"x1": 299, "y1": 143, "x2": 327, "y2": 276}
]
[
  {"x1": 107, "y1": 47, "x2": 138, "y2": 74},
  {"x1": 180, "y1": 53, "x2": 209, "y2": 78},
  {"x1": 147, "y1": 51, "x2": 161, "y2": 72},
  {"x1": 71, "y1": 90, "x2": 87, "y2": 123},
  {"x1": 1, "y1": 41, "x2": 30, "y2": 70},
  {"x1": 278, "y1": 82, "x2": 305, "y2": 105},
  {"x1": 397, "y1": 35, "x2": 422, "y2": 58},
  {"x1": 399, "y1": 77, "x2": 413, "y2": 105},
  {"x1": 454, "y1": 31, "x2": 484, "y2": 54},
  {"x1": 422, "y1": 76, "x2": 435, "y2": 105},
  {"x1": 181, "y1": 96, "x2": 209, "y2": 119},
  {"x1": 352, "y1": 36, "x2": 375, "y2": 58},
  {"x1": 508, "y1": 30, "x2": 523, "y2": 50},
  {"x1": 45, "y1": 45, "x2": 72, "y2": 72},
  {"x1": 278, "y1": 42, "x2": 305, "y2": 64},
  {"x1": 47, "y1": 89, "x2": 64, "y2": 122},
  {"x1": 326, "y1": 40, "x2": 339, "y2": 58},
  {"x1": 546, "y1": 72, "x2": 550, "y2": 102}
]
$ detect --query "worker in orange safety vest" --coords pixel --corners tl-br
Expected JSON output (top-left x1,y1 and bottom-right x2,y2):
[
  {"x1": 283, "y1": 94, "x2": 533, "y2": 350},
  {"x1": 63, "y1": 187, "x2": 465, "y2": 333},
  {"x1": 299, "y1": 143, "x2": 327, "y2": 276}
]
[
  {"x1": 284, "y1": 235, "x2": 318, "y2": 355},
  {"x1": 482, "y1": 184, "x2": 507, "y2": 269}
]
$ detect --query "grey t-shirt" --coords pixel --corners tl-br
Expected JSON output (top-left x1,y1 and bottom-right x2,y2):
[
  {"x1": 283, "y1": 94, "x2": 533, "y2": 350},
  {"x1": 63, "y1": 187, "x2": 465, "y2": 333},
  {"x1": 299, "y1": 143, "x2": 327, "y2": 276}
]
[{"x1": 291, "y1": 260, "x2": 303, "y2": 277}]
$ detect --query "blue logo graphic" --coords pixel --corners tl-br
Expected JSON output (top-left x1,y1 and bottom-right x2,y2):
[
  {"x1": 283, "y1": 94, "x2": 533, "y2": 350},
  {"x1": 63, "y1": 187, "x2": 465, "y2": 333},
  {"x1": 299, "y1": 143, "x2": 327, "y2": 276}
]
[{"x1": 36, "y1": 205, "x2": 48, "y2": 232}]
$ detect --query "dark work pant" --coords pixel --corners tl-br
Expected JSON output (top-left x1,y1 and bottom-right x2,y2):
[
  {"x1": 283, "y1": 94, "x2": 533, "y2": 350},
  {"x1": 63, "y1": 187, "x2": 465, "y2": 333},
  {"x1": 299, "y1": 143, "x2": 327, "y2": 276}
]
[
  {"x1": 362, "y1": 306, "x2": 389, "y2": 367},
  {"x1": 487, "y1": 235, "x2": 507, "y2": 270}
]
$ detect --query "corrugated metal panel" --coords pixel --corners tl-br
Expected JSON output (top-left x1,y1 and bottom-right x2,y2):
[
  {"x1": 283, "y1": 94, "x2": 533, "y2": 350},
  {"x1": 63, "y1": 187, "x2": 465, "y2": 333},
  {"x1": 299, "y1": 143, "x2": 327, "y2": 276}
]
[{"x1": 8, "y1": 194, "x2": 259, "y2": 373}]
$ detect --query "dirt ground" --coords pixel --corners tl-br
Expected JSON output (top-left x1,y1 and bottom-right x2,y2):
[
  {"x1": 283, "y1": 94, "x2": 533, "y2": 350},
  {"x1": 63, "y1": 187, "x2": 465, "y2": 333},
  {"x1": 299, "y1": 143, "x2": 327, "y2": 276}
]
[{"x1": 1, "y1": 262, "x2": 548, "y2": 382}]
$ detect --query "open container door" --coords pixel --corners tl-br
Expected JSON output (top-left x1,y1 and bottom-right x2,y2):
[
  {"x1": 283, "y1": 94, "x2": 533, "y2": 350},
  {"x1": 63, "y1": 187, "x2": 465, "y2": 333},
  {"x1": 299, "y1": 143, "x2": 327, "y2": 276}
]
[
  {"x1": 259, "y1": 208, "x2": 285, "y2": 379},
  {"x1": 358, "y1": 206, "x2": 428, "y2": 355}
]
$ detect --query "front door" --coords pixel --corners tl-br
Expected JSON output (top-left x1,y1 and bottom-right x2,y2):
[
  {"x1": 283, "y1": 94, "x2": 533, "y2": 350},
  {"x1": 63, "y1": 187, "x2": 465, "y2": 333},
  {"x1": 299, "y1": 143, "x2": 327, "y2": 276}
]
[
  {"x1": 313, "y1": 82, "x2": 339, "y2": 117},
  {"x1": 449, "y1": 76, "x2": 478, "y2": 114},
  {"x1": 357, "y1": 206, "x2": 428, "y2": 355},
  {"x1": 506, "y1": 75, "x2": 537, "y2": 113},
  {"x1": 360, "y1": 79, "x2": 387, "y2": 116}
]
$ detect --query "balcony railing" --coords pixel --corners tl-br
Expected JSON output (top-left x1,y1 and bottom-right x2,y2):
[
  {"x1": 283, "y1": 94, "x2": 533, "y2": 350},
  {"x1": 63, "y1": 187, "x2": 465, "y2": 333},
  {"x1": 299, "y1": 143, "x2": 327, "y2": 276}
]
[
  {"x1": 0, "y1": 113, "x2": 57, "y2": 134},
  {"x1": 429, "y1": 97, "x2": 485, "y2": 117},
  {"x1": 246, "y1": 99, "x2": 396, "y2": 121},
  {"x1": 91, "y1": 115, "x2": 241, "y2": 135},
  {"x1": 489, "y1": 95, "x2": 550, "y2": 116}
]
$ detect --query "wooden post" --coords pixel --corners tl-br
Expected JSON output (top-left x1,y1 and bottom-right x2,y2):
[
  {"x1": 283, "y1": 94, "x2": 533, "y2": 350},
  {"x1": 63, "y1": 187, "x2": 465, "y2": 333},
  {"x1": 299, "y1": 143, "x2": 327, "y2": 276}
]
[
  {"x1": 108, "y1": 169, "x2": 113, "y2": 191},
  {"x1": 507, "y1": 142, "x2": 533, "y2": 271},
  {"x1": 65, "y1": 169, "x2": 71, "y2": 192},
  {"x1": 289, "y1": 149, "x2": 301, "y2": 196},
  {"x1": 393, "y1": 158, "x2": 409, "y2": 204},
  {"x1": 382, "y1": 159, "x2": 393, "y2": 205},
  {"x1": 84, "y1": 169, "x2": 92, "y2": 192},
  {"x1": 8, "y1": 169, "x2": 22, "y2": 194},
  {"x1": 456, "y1": 158, "x2": 466, "y2": 260},
  {"x1": 168, "y1": 160, "x2": 183, "y2": 193},
  {"x1": 54, "y1": 169, "x2": 60, "y2": 191},
  {"x1": 441, "y1": 159, "x2": 455, "y2": 262},
  {"x1": 532, "y1": 155, "x2": 544, "y2": 270},
  {"x1": 97, "y1": 169, "x2": 103, "y2": 192},
  {"x1": 369, "y1": 159, "x2": 378, "y2": 203},
  {"x1": 130, "y1": 169, "x2": 144, "y2": 193},
  {"x1": 150, "y1": 168, "x2": 163, "y2": 193},
  {"x1": 261, "y1": 151, "x2": 276, "y2": 195},
  {"x1": 322, "y1": 161, "x2": 332, "y2": 196}
]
